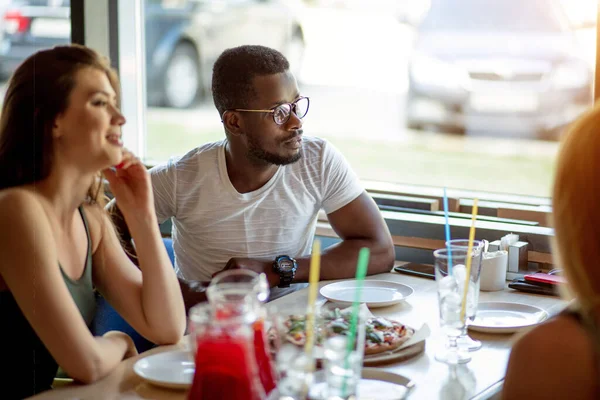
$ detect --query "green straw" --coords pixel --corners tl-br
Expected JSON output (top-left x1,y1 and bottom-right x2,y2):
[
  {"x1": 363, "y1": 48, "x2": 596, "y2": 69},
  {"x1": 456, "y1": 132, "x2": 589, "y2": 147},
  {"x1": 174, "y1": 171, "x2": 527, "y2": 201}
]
[{"x1": 341, "y1": 247, "x2": 370, "y2": 397}]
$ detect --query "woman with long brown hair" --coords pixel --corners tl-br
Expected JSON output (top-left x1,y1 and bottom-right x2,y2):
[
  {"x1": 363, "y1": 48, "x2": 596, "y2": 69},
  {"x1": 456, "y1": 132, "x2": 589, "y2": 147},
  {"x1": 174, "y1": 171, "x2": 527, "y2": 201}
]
[
  {"x1": 0, "y1": 45, "x2": 186, "y2": 399},
  {"x1": 503, "y1": 104, "x2": 600, "y2": 399}
]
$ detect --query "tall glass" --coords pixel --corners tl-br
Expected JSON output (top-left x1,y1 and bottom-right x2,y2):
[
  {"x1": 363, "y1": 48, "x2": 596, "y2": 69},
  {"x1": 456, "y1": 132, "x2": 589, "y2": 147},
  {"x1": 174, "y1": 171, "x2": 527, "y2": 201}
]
[
  {"x1": 206, "y1": 270, "x2": 276, "y2": 395},
  {"x1": 445, "y1": 240, "x2": 484, "y2": 351},
  {"x1": 446, "y1": 239, "x2": 484, "y2": 351},
  {"x1": 188, "y1": 303, "x2": 266, "y2": 400},
  {"x1": 320, "y1": 305, "x2": 368, "y2": 400},
  {"x1": 434, "y1": 248, "x2": 478, "y2": 364}
]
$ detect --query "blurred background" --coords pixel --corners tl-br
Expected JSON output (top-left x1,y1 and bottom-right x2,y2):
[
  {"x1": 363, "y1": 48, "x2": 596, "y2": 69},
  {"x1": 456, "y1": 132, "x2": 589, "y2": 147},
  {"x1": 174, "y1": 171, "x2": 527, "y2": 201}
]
[{"x1": 0, "y1": 0, "x2": 596, "y2": 197}]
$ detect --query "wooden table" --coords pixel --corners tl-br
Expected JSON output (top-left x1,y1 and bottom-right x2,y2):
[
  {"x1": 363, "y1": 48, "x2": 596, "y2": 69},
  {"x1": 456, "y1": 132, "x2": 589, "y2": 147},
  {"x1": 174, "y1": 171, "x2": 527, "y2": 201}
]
[{"x1": 29, "y1": 273, "x2": 566, "y2": 400}]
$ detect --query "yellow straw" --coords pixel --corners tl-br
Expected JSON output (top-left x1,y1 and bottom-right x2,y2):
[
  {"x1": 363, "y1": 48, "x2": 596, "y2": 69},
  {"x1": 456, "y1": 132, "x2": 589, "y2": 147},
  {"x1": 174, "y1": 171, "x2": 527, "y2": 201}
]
[
  {"x1": 460, "y1": 199, "x2": 479, "y2": 322},
  {"x1": 304, "y1": 239, "x2": 321, "y2": 360}
]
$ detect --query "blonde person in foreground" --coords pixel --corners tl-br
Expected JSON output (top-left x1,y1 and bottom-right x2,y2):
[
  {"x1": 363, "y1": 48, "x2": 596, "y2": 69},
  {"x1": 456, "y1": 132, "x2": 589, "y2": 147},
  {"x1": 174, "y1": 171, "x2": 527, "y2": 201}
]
[
  {"x1": 503, "y1": 105, "x2": 600, "y2": 399},
  {"x1": 0, "y1": 45, "x2": 185, "y2": 399}
]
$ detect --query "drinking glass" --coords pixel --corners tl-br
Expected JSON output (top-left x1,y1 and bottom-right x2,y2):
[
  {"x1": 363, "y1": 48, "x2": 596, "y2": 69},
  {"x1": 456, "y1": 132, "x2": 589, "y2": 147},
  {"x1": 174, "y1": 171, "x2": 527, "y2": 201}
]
[
  {"x1": 445, "y1": 239, "x2": 484, "y2": 351},
  {"x1": 319, "y1": 304, "x2": 368, "y2": 400},
  {"x1": 267, "y1": 303, "x2": 317, "y2": 399},
  {"x1": 434, "y1": 248, "x2": 478, "y2": 364},
  {"x1": 188, "y1": 303, "x2": 266, "y2": 400}
]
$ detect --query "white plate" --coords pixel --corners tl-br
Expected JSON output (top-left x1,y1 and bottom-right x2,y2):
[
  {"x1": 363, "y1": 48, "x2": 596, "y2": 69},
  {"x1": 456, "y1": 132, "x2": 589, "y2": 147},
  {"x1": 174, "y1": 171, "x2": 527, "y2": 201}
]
[
  {"x1": 468, "y1": 301, "x2": 549, "y2": 334},
  {"x1": 133, "y1": 350, "x2": 194, "y2": 389},
  {"x1": 308, "y1": 367, "x2": 415, "y2": 399},
  {"x1": 320, "y1": 280, "x2": 413, "y2": 308}
]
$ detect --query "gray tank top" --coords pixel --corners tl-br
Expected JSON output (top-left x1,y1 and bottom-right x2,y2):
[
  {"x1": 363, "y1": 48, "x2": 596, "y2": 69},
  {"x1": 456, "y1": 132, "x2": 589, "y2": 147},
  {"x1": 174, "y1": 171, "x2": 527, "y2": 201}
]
[{"x1": 0, "y1": 206, "x2": 96, "y2": 399}]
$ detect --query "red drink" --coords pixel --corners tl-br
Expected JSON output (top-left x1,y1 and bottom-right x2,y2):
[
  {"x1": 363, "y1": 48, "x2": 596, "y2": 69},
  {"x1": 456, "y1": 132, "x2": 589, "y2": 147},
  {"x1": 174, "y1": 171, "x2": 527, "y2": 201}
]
[
  {"x1": 253, "y1": 320, "x2": 277, "y2": 395},
  {"x1": 189, "y1": 335, "x2": 263, "y2": 400}
]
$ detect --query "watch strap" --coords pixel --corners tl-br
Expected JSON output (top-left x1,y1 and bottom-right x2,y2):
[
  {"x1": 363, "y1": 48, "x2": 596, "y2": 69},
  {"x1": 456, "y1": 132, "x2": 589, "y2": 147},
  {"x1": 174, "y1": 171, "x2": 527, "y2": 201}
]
[{"x1": 273, "y1": 255, "x2": 297, "y2": 288}]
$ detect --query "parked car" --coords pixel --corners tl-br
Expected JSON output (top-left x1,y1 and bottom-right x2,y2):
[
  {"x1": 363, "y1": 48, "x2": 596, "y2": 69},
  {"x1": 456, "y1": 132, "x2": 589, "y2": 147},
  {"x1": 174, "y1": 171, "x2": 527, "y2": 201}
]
[
  {"x1": 0, "y1": 0, "x2": 305, "y2": 109},
  {"x1": 405, "y1": 0, "x2": 592, "y2": 139}
]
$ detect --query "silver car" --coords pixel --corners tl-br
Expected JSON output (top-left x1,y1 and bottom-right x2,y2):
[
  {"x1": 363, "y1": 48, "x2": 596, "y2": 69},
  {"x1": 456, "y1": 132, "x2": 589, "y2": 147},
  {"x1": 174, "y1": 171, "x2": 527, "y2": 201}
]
[{"x1": 406, "y1": 0, "x2": 592, "y2": 139}]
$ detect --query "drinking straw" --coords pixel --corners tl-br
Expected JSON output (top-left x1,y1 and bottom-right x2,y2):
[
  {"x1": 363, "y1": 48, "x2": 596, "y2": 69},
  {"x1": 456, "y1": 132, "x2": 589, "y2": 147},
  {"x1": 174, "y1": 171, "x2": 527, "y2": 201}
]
[
  {"x1": 299, "y1": 240, "x2": 321, "y2": 399},
  {"x1": 443, "y1": 187, "x2": 453, "y2": 275},
  {"x1": 460, "y1": 199, "x2": 479, "y2": 322},
  {"x1": 341, "y1": 247, "x2": 370, "y2": 397},
  {"x1": 303, "y1": 239, "x2": 321, "y2": 360}
]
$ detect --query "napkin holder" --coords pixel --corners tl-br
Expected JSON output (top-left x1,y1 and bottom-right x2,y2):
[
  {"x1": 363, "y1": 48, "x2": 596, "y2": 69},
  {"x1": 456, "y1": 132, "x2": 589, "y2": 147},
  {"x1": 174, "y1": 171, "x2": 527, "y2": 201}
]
[{"x1": 488, "y1": 239, "x2": 529, "y2": 278}]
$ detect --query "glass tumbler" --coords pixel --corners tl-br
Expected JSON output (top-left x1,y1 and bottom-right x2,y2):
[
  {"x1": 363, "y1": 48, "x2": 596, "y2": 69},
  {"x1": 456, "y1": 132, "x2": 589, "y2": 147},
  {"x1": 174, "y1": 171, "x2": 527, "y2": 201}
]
[
  {"x1": 434, "y1": 248, "x2": 479, "y2": 364},
  {"x1": 445, "y1": 239, "x2": 484, "y2": 351}
]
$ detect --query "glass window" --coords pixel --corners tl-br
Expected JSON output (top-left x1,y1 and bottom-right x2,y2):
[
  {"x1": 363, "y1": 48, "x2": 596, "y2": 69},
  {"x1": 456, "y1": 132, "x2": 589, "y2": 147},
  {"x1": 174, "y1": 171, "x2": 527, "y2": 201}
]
[
  {"x1": 421, "y1": 0, "x2": 569, "y2": 32},
  {"x1": 143, "y1": 0, "x2": 597, "y2": 199},
  {"x1": 0, "y1": 0, "x2": 72, "y2": 82}
]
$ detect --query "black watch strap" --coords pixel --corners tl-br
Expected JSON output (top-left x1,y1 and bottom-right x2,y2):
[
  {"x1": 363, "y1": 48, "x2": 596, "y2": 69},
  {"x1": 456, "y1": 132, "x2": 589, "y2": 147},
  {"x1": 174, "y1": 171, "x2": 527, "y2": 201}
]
[
  {"x1": 273, "y1": 255, "x2": 297, "y2": 288},
  {"x1": 278, "y1": 270, "x2": 295, "y2": 288}
]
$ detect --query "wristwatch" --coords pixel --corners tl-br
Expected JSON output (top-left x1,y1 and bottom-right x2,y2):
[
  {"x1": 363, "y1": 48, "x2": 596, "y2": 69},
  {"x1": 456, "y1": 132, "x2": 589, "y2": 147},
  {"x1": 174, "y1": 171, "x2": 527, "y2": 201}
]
[{"x1": 273, "y1": 255, "x2": 298, "y2": 288}]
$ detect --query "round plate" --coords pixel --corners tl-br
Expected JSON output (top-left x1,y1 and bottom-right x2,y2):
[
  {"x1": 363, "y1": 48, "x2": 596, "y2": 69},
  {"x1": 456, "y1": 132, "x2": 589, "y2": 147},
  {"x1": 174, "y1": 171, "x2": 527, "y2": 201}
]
[
  {"x1": 320, "y1": 280, "x2": 413, "y2": 308},
  {"x1": 308, "y1": 367, "x2": 415, "y2": 399},
  {"x1": 468, "y1": 301, "x2": 549, "y2": 334},
  {"x1": 133, "y1": 350, "x2": 194, "y2": 389}
]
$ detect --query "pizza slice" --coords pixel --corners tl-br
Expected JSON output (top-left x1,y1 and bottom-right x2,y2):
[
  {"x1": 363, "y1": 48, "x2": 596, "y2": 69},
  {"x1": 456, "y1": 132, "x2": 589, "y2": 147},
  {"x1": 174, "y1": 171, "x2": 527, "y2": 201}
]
[{"x1": 364, "y1": 317, "x2": 414, "y2": 355}]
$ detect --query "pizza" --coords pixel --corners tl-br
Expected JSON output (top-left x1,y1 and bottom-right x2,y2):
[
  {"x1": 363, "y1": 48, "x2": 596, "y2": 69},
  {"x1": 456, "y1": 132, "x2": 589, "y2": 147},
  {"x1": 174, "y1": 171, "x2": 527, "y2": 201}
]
[
  {"x1": 283, "y1": 314, "x2": 311, "y2": 346},
  {"x1": 364, "y1": 316, "x2": 414, "y2": 355},
  {"x1": 282, "y1": 309, "x2": 414, "y2": 356}
]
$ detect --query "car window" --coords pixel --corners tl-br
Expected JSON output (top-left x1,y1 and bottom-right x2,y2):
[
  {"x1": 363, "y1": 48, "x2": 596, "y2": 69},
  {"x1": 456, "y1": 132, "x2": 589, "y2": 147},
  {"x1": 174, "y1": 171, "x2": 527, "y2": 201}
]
[{"x1": 420, "y1": 0, "x2": 569, "y2": 32}]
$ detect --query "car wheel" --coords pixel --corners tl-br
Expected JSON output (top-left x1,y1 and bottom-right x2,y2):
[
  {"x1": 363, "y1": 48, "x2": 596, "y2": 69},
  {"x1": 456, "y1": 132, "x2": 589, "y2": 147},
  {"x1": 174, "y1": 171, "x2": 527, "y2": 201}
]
[
  {"x1": 163, "y1": 43, "x2": 200, "y2": 109},
  {"x1": 443, "y1": 125, "x2": 466, "y2": 135},
  {"x1": 406, "y1": 120, "x2": 423, "y2": 131}
]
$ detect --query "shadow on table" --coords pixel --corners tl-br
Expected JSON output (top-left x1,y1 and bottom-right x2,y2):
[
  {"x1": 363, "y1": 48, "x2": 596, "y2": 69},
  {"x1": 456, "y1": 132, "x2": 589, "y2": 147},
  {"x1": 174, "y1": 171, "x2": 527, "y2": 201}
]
[{"x1": 439, "y1": 364, "x2": 476, "y2": 400}]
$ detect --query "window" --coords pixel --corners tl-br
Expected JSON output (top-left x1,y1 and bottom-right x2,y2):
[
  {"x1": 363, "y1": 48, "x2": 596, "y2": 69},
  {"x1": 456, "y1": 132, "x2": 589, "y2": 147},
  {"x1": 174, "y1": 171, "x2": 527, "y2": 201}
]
[
  {"x1": 139, "y1": 0, "x2": 596, "y2": 200},
  {"x1": 0, "y1": 0, "x2": 72, "y2": 83}
]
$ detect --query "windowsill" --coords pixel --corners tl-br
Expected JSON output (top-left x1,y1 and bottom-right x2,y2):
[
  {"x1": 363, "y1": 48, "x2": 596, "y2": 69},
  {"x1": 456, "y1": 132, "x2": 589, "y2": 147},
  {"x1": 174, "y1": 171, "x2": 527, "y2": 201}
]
[{"x1": 363, "y1": 180, "x2": 552, "y2": 207}]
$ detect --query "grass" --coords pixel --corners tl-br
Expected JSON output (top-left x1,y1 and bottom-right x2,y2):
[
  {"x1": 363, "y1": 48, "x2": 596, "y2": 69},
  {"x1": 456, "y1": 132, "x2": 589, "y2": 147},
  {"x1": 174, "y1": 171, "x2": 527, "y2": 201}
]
[
  {"x1": 145, "y1": 121, "x2": 555, "y2": 197},
  {"x1": 326, "y1": 136, "x2": 555, "y2": 197},
  {"x1": 145, "y1": 122, "x2": 224, "y2": 163}
]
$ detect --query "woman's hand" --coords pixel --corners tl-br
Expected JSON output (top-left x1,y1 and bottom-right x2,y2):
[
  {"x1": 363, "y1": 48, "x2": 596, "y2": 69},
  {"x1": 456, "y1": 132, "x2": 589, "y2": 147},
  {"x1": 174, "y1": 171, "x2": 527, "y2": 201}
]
[
  {"x1": 102, "y1": 331, "x2": 138, "y2": 360},
  {"x1": 103, "y1": 149, "x2": 154, "y2": 218}
]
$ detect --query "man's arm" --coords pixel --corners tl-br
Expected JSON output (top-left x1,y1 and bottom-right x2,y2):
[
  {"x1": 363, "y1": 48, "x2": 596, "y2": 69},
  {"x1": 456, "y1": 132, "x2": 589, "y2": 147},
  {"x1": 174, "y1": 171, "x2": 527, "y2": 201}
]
[
  {"x1": 225, "y1": 192, "x2": 395, "y2": 287},
  {"x1": 294, "y1": 191, "x2": 395, "y2": 281},
  {"x1": 179, "y1": 278, "x2": 209, "y2": 312}
]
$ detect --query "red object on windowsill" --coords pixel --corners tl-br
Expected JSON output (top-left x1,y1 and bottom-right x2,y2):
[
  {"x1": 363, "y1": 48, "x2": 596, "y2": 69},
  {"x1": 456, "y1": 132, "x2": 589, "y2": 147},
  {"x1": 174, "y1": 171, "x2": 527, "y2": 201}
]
[{"x1": 524, "y1": 272, "x2": 566, "y2": 286}]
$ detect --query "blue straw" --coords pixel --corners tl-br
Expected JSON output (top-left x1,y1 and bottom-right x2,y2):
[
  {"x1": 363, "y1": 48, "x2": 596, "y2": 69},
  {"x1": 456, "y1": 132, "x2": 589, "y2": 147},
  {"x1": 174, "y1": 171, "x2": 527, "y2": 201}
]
[{"x1": 443, "y1": 188, "x2": 453, "y2": 275}]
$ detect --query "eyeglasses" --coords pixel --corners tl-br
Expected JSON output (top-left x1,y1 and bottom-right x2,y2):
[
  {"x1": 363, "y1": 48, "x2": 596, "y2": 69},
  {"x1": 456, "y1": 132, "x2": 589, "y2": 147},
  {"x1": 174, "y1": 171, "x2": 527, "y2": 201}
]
[{"x1": 230, "y1": 96, "x2": 310, "y2": 125}]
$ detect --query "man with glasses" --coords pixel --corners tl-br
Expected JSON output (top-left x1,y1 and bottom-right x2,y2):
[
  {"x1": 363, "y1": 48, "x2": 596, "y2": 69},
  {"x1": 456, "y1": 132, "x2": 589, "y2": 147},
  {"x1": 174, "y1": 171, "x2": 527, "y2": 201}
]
[{"x1": 121, "y1": 45, "x2": 394, "y2": 309}]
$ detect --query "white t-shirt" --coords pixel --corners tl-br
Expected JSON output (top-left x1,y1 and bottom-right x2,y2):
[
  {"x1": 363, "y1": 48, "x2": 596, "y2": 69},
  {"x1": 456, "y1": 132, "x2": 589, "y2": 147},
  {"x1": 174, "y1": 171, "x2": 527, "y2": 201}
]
[{"x1": 150, "y1": 136, "x2": 364, "y2": 281}]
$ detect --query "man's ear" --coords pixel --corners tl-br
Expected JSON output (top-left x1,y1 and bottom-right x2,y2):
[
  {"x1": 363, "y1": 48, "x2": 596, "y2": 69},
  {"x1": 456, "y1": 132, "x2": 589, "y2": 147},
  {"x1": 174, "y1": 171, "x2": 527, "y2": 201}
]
[{"x1": 223, "y1": 111, "x2": 244, "y2": 137}]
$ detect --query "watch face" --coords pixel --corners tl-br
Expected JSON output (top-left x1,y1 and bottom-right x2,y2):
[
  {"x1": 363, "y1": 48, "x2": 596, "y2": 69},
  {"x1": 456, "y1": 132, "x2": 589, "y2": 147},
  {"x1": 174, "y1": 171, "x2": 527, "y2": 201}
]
[{"x1": 279, "y1": 259, "x2": 294, "y2": 272}]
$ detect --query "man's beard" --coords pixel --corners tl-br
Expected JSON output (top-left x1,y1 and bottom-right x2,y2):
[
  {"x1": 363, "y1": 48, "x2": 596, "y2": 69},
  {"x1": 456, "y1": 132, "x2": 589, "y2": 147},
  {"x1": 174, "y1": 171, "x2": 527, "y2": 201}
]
[{"x1": 246, "y1": 135, "x2": 302, "y2": 166}]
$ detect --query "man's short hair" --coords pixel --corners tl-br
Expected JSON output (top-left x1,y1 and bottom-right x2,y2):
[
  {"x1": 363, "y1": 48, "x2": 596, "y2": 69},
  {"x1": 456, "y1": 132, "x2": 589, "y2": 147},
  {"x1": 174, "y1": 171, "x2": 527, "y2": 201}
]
[{"x1": 212, "y1": 45, "x2": 290, "y2": 117}]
